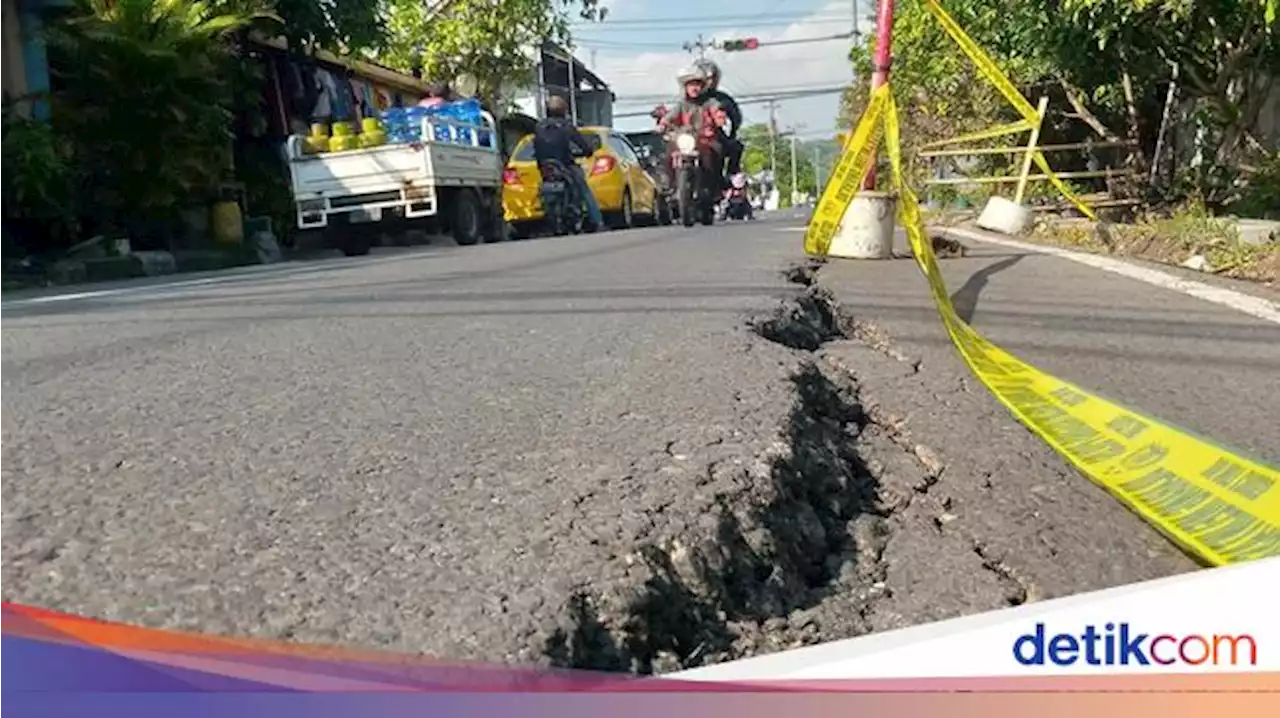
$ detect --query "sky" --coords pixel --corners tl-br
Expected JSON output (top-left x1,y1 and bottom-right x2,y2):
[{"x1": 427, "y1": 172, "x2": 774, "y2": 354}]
[{"x1": 568, "y1": 0, "x2": 874, "y2": 138}]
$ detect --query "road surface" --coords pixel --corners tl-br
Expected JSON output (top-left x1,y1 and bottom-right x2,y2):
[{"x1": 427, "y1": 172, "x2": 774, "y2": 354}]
[{"x1": 5, "y1": 212, "x2": 1273, "y2": 672}]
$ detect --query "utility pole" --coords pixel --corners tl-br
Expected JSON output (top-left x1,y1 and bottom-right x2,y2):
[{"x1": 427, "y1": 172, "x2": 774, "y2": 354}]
[
  {"x1": 790, "y1": 135, "x2": 799, "y2": 206},
  {"x1": 682, "y1": 34, "x2": 717, "y2": 59},
  {"x1": 763, "y1": 100, "x2": 780, "y2": 184},
  {"x1": 813, "y1": 145, "x2": 823, "y2": 195},
  {"x1": 862, "y1": 0, "x2": 897, "y2": 190}
]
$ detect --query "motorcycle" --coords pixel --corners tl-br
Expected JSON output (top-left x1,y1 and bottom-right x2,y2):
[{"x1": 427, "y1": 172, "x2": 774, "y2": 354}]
[
  {"x1": 661, "y1": 107, "x2": 725, "y2": 228},
  {"x1": 538, "y1": 159, "x2": 585, "y2": 236},
  {"x1": 719, "y1": 173, "x2": 753, "y2": 221}
]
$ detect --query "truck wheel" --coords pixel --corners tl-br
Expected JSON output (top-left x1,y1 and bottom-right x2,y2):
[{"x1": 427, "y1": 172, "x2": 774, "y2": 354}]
[
  {"x1": 481, "y1": 189, "x2": 506, "y2": 243},
  {"x1": 451, "y1": 188, "x2": 483, "y2": 246},
  {"x1": 338, "y1": 231, "x2": 373, "y2": 256}
]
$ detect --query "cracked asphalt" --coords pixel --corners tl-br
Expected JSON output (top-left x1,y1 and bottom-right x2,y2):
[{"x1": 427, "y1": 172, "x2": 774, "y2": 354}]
[{"x1": 4, "y1": 210, "x2": 1268, "y2": 671}]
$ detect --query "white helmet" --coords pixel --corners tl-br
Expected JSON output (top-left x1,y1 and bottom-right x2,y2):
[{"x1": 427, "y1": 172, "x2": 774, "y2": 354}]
[{"x1": 676, "y1": 63, "x2": 709, "y2": 91}]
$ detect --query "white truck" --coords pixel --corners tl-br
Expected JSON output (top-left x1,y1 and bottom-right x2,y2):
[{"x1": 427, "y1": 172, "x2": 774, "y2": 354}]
[{"x1": 284, "y1": 112, "x2": 505, "y2": 256}]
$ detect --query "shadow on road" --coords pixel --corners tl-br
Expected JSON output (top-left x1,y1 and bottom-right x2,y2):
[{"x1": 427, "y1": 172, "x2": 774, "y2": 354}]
[{"x1": 949, "y1": 254, "x2": 1025, "y2": 323}]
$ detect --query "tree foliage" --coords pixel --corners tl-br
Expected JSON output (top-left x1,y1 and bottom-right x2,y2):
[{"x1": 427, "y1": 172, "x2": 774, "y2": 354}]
[
  {"x1": 738, "y1": 123, "x2": 819, "y2": 202},
  {"x1": 379, "y1": 0, "x2": 602, "y2": 106},
  {"x1": 272, "y1": 0, "x2": 384, "y2": 53},
  {"x1": 843, "y1": 0, "x2": 1280, "y2": 205},
  {"x1": 48, "y1": 0, "x2": 276, "y2": 237}
]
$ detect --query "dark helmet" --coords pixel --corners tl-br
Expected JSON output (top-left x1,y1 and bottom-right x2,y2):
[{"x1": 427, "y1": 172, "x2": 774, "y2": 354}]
[{"x1": 695, "y1": 59, "x2": 721, "y2": 91}]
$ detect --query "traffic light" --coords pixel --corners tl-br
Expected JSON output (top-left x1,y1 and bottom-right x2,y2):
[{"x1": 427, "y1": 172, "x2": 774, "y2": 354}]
[{"x1": 722, "y1": 37, "x2": 760, "y2": 52}]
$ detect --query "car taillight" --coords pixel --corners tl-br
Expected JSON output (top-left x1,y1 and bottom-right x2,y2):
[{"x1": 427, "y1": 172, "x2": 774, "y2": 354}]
[
  {"x1": 503, "y1": 168, "x2": 520, "y2": 185},
  {"x1": 591, "y1": 155, "x2": 616, "y2": 175}
]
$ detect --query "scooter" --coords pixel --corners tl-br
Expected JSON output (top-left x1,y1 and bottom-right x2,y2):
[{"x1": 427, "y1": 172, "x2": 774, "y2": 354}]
[
  {"x1": 719, "y1": 173, "x2": 754, "y2": 221},
  {"x1": 538, "y1": 159, "x2": 584, "y2": 236}
]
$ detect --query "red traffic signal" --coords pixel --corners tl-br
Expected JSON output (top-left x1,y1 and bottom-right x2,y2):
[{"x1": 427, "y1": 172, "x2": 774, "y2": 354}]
[{"x1": 724, "y1": 37, "x2": 760, "y2": 52}]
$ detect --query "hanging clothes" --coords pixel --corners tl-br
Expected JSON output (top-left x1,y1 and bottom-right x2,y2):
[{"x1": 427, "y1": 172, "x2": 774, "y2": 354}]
[{"x1": 310, "y1": 68, "x2": 333, "y2": 121}]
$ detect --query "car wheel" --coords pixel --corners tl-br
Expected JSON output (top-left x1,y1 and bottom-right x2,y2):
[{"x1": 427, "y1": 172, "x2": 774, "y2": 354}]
[{"x1": 610, "y1": 189, "x2": 634, "y2": 230}]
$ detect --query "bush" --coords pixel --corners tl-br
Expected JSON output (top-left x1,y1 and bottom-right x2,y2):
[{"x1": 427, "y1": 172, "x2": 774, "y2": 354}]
[
  {"x1": 47, "y1": 0, "x2": 273, "y2": 242},
  {"x1": 2, "y1": 101, "x2": 78, "y2": 255}
]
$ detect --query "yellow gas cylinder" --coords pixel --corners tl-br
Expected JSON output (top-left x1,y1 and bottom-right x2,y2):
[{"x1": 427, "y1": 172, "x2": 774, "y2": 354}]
[
  {"x1": 359, "y1": 117, "x2": 386, "y2": 148},
  {"x1": 210, "y1": 200, "x2": 244, "y2": 246},
  {"x1": 329, "y1": 122, "x2": 358, "y2": 151},
  {"x1": 303, "y1": 123, "x2": 330, "y2": 154}
]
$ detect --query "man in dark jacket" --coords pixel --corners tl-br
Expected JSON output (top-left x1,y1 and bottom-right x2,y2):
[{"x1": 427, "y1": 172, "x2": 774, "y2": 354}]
[
  {"x1": 534, "y1": 95, "x2": 603, "y2": 231},
  {"x1": 697, "y1": 59, "x2": 744, "y2": 178}
]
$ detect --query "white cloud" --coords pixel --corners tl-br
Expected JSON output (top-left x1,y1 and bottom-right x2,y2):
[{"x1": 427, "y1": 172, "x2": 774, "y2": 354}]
[{"x1": 576, "y1": 1, "x2": 869, "y2": 133}]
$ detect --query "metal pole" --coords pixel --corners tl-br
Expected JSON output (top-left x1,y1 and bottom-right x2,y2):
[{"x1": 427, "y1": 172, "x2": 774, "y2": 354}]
[
  {"x1": 1013, "y1": 96, "x2": 1050, "y2": 205},
  {"x1": 1150, "y1": 61, "x2": 1179, "y2": 186},
  {"x1": 568, "y1": 53, "x2": 578, "y2": 124},
  {"x1": 767, "y1": 101, "x2": 779, "y2": 184},
  {"x1": 535, "y1": 50, "x2": 547, "y2": 120},
  {"x1": 813, "y1": 146, "x2": 822, "y2": 194},
  {"x1": 861, "y1": 0, "x2": 896, "y2": 190},
  {"x1": 790, "y1": 135, "x2": 798, "y2": 206}
]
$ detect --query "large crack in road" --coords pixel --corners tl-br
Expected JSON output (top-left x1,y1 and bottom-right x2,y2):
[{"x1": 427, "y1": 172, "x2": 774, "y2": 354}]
[
  {"x1": 539, "y1": 258, "x2": 1194, "y2": 674},
  {"x1": 537, "y1": 263, "x2": 970, "y2": 673},
  {"x1": 3, "y1": 228, "x2": 1196, "y2": 675}
]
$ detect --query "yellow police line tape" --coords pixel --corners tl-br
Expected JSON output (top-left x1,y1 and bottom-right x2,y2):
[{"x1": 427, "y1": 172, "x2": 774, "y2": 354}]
[
  {"x1": 922, "y1": 0, "x2": 1097, "y2": 221},
  {"x1": 805, "y1": 83, "x2": 1279, "y2": 566},
  {"x1": 919, "y1": 119, "x2": 1035, "y2": 149}
]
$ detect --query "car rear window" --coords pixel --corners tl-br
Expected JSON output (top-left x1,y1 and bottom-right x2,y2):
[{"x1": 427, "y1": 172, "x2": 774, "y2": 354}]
[{"x1": 511, "y1": 130, "x2": 602, "y2": 161}]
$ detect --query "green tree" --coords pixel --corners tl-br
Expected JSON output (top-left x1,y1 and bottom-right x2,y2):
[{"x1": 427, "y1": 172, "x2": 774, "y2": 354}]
[
  {"x1": 840, "y1": 0, "x2": 1279, "y2": 204},
  {"x1": 272, "y1": 0, "x2": 384, "y2": 53},
  {"x1": 49, "y1": 0, "x2": 277, "y2": 238},
  {"x1": 739, "y1": 123, "x2": 774, "y2": 175},
  {"x1": 379, "y1": 0, "x2": 603, "y2": 107},
  {"x1": 737, "y1": 122, "x2": 822, "y2": 204}
]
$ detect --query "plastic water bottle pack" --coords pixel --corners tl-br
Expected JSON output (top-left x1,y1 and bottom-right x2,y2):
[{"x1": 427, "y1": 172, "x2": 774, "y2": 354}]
[{"x1": 379, "y1": 100, "x2": 488, "y2": 147}]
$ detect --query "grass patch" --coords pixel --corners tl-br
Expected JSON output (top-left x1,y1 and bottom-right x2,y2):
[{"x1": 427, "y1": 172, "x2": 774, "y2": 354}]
[{"x1": 1028, "y1": 202, "x2": 1279, "y2": 285}]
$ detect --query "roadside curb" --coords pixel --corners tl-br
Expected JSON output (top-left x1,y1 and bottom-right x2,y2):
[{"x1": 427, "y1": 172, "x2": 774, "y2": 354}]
[{"x1": 933, "y1": 225, "x2": 1280, "y2": 326}]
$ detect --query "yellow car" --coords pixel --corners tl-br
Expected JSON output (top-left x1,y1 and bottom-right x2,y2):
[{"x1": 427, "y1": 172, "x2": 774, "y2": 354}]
[{"x1": 502, "y1": 127, "x2": 663, "y2": 235}]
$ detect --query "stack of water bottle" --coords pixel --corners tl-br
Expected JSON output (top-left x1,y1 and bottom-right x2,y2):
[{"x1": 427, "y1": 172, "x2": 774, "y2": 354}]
[{"x1": 380, "y1": 99, "x2": 487, "y2": 147}]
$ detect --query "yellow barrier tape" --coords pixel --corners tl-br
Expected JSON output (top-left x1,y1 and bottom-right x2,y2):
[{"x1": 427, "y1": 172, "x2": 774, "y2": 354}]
[
  {"x1": 807, "y1": 87, "x2": 1280, "y2": 566},
  {"x1": 922, "y1": 0, "x2": 1098, "y2": 221},
  {"x1": 920, "y1": 119, "x2": 1035, "y2": 149},
  {"x1": 806, "y1": 85, "x2": 891, "y2": 257}
]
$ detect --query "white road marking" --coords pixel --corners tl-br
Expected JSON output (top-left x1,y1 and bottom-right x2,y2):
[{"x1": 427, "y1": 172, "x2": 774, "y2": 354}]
[
  {"x1": 941, "y1": 226, "x2": 1280, "y2": 326},
  {"x1": 2, "y1": 274, "x2": 253, "y2": 309}
]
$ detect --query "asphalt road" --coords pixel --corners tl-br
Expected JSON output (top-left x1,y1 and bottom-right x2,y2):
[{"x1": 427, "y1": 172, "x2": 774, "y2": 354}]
[{"x1": 4, "y1": 211, "x2": 1270, "y2": 673}]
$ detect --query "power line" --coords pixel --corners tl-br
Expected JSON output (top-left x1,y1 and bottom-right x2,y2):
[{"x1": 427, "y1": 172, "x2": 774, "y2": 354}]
[
  {"x1": 571, "y1": 10, "x2": 846, "y2": 27},
  {"x1": 572, "y1": 18, "x2": 854, "y2": 34},
  {"x1": 615, "y1": 84, "x2": 851, "y2": 103},
  {"x1": 612, "y1": 87, "x2": 850, "y2": 117}
]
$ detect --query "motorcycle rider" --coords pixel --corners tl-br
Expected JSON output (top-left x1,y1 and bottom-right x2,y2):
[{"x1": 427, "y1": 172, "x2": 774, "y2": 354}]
[
  {"x1": 695, "y1": 59, "x2": 744, "y2": 181},
  {"x1": 656, "y1": 64, "x2": 727, "y2": 186},
  {"x1": 533, "y1": 94, "x2": 603, "y2": 232},
  {"x1": 719, "y1": 172, "x2": 755, "y2": 220}
]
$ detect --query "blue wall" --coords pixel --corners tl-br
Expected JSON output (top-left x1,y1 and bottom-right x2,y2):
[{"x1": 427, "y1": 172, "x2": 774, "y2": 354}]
[{"x1": 18, "y1": 0, "x2": 73, "y2": 121}]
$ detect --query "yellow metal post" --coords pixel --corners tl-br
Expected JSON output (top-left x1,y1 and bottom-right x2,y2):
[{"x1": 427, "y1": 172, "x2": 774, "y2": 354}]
[{"x1": 1013, "y1": 96, "x2": 1050, "y2": 205}]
